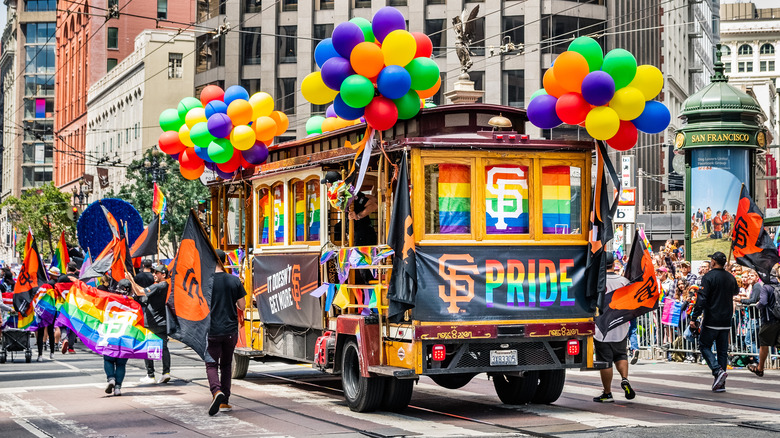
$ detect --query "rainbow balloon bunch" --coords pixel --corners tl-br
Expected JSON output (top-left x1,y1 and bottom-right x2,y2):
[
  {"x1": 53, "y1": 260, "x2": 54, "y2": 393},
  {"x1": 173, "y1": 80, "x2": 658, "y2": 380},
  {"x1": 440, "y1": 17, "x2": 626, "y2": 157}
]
[
  {"x1": 527, "y1": 37, "x2": 671, "y2": 151},
  {"x1": 158, "y1": 85, "x2": 289, "y2": 180},
  {"x1": 306, "y1": 104, "x2": 364, "y2": 136},
  {"x1": 301, "y1": 7, "x2": 441, "y2": 131}
]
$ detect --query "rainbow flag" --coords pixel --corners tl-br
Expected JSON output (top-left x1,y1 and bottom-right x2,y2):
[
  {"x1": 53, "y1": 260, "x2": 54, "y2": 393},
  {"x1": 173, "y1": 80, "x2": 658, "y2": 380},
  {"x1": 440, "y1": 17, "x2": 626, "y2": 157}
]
[
  {"x1": 273, "y1": 185, "x2": 284, "y2": 243},
  {"x1": 294, "y1": 181, "x2": 306, "y2": 242},
  {"x1": 259, "y1": 189, "x2": 271, "y2": 244},
  {"x1": 372, "y1": 245, "x2": 394, "y2": 264},
  {"x1": 32, "y1": 285, "x2": 60, "y2": 327},
  {"x1": 338, "y1": 247, "x2": 351, "y2": 283},
  {"x1": 308, "y1": 180, "x2": 320, "y2": 241},
  {"x1": 226, "y1": 248, "x2": 244, "y2": 277},
  {"x1": 438, "y1": 164, "x2": 471, "y2": 234},
  {"x1": 152, "y1": 182, "x2": 167, "y2": 222},
  {"x1": 486, "y1": 165, "x2": 529, "y2": 234},
  {"x1": 2, "y1": 310, "x2": 38, "y2": 331},
  {"x1": 56, "y1": 282, "x2": 163, "y2": 360},
  {"x1": 349, "y1": 246, "x2": 373, "y2": 267},
  {"x1": 639, "y1": 227, "x2": 653, "y2": 255},
  {"x1": 542, "y1": 166, "x2": 572, "y2": 234},
  {"x1": 50, "y1": 231, "x2": 70, "y2": 273}
]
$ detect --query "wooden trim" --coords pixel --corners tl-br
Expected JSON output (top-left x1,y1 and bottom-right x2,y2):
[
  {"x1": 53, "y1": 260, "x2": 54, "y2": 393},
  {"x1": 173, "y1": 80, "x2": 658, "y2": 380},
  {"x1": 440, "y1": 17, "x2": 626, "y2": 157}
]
[
  {"x1": 415, "y1": 318, "x2": 594, "y2": 326},
  {"x1": 480, "y1": 157, "x2": 534, "y2": 241},
  {"x1": 416, "y1": 240, "x2": 589, "y2": 247},
  {"x1": 537, "y1": 158, "x2": 588, "y2": 241},
  {"x1": 411, "y1": 148, "x2": 425, "y2": 242},
  {"x1": 419, "y1": 149, "x2": 587, "y2": 161}
]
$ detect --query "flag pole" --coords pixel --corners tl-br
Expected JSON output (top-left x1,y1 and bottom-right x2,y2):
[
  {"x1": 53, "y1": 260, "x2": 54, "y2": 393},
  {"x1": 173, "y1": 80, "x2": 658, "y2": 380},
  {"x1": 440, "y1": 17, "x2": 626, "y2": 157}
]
[
  {"x1": 190, "y1": 208, "x2": 224, "y2": 271},
  {"x1": 726, "y1": 183, "x2": 745, "y2": 265},
  {"x1": 157, "y1": 213, "x2": 161, "y2": 263}
]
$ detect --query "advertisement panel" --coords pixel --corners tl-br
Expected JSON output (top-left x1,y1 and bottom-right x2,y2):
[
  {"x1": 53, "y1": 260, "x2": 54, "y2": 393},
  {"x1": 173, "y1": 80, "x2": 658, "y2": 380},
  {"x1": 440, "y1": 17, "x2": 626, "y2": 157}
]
[
  {"x1": 690, "y1": 148, "x2": 749, "y2": 261},
  {"x1": 253, "y1": 253, "x2": 322, "y2": 329},
  {"x1": 414, "y1": 246, "x2": 591, "y2": 321}
]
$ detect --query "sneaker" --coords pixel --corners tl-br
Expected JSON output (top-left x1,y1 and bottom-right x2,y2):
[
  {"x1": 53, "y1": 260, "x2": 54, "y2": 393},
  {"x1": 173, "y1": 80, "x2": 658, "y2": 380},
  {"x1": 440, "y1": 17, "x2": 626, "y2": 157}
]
[
  {"x1": 630, "y1": 350, "x2": 639, "y2": 365},
  {"x1": 49, "y1": 353, "x2": 54, "y2": 360},
  {"x1": 621, "y1": 378, "x2": 636, "y2": 400},
  {"x1": 61, "y1": 340, "x2": 69, "y2": 354},
  {"x1": 67, "y1": 349, "x2": 75, "y2": 354},
  {"x1": 105, "y1": 378, "x2": 116, "y2": 394},
  {"x1": 36, "y1": 355, "x2": 43, "y2": 362},
  {"x1": 219, "y1": 404, "x2": 232, "y2": 412},
  {"x1": 157, "y1": 373, "x2": 171, "y2": 384},
  {"x1": 712, "y1": 370, "x2": 727, "y2": 392},
  {"x1": 139, "y1": 375, "x2": 157, "y2": 384},
  {"x1": 209, "y1": 391, "x2": 226, "y2": 416},
  {"x1": 114, "y1": 386, "x2": 122, "y2": 396},
  {"x1": 593, "y1": 392, "x2": 614, "y2": 403}
]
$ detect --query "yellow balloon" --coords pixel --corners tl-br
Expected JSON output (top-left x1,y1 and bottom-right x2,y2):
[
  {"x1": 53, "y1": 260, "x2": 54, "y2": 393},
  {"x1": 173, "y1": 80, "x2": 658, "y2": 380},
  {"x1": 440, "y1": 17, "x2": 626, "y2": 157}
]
[
  {"x1": 185, "y1": 107, "x2": 207, "y2": 128},
  {"x1": 301, "y1": 72, "x2": 338, "y2": 105},
  {"x1": 230, "y1": 125, "x2": 257, "y2": 151},
  {"x1": 381, "y1": 30, "x2": 417, "y2": 67},
  {"x1": 178, "y1": 124, "x2": 194, "y2": 147},
  {"x1": 609, "y1": 87, "x2": 646, "y2": 121},
  {"x1": 585, "y1": 106, "x2": 620, "y2": 140},
  {"x1": 629, "y1": 65, "x2": 664, "y2": 100},
  {"x1": 249, "y1": 92, "x2": 274, "y2": 119}
]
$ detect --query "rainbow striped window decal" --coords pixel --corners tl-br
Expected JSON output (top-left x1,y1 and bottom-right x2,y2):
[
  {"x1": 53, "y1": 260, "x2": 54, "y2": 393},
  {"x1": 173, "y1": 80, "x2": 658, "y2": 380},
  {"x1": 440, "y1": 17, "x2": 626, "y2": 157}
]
[
  {"x1": 293, "y1": 181, "x2": 306, "y2": 242},
  {"x1": 307, "y1": 179, "x2": 320, "y2": 241},
  {"x1": 272, "y1": 184, "x2": 285, "y2": 243},
  {"x1": 426, "y1": 163, "x2": 471, "y2": 234},
  {"x1": 542, "y1": 165, "x2": 582, "y2": 234},
  {"x1": 258, "y1": 188, "x2": 271, "y2": 244},
  {"x1": 485, "y1": 164, "x2": 529, "y2": 234}
]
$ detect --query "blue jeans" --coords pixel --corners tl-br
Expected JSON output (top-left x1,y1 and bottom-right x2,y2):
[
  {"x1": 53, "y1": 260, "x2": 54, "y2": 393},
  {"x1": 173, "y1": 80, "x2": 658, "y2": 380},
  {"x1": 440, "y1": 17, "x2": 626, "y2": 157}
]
[
  {"x1": 628, "y1": 319, "x2": 639, "y2": 352},
  {"x1": 699, "y1": 327, "x2": 729, "y2": 377},
  {"x1": 104, "y1": 356, "x2": 128, "y2": 386}
]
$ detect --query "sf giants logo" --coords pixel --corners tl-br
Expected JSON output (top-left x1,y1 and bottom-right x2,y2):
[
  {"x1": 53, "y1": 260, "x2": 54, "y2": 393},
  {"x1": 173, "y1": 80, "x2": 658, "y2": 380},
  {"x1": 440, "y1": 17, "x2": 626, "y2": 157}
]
[
  {"x1": 291, "y1": 264, "x2": 302, "y2": 310},
  {"x1": 732, "y1": 216, "x2": 751, "y2": 253},
  {"x1": 438, "y1": 254, "x2": 479, "y2": 313},
  {"x1": 633, "y1": 276, "x2": 658, "y2": 304},
  {"x1": 486, "y1": 167, "x2": 527, "y2": 230}
]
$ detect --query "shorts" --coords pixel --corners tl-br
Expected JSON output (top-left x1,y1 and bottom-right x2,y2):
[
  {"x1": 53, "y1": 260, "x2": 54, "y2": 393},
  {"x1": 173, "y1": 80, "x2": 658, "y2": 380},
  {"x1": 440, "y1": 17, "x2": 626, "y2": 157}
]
[
  {"x1": 595, "y1": 338, "x2": 628, "y2": 365},
  {"x1": 758, "y1": 321, "x2": 780, "y2": 347}
]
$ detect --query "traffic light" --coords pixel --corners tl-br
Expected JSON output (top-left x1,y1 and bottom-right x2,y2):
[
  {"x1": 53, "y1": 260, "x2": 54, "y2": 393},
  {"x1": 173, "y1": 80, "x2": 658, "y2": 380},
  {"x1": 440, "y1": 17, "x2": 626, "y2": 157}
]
[{"x1": 72, "y1": 206, "x2": 80, "y2": 222}]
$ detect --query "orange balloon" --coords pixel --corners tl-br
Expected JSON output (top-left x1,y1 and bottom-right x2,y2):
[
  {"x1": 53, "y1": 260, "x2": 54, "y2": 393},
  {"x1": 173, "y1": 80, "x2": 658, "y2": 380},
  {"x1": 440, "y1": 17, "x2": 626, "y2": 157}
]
[
  {"x1": 269, "y1": 111, "x2": 289, "y2": 136},
  {"x1": 350, "y1": 42, "x2": 385, "y2": 79},
  {"x1": 254, "y1": 116, "x2": 277, "y2": 143},
  {"x1": 553, "y1": 51, "x2": 590, "y2": 93},
  {"x1": 180, "y1": 162, "x2": 205, "y2": 180},
  {"x1": 227, "y1": 99, "x2": 253, "y2": 126},
  {"x1": 543, "y1": 69, "x2": 567, "y2": 98},
  {"x1": 321, "y1": 117, "x2": 338, "y2": 133},
  {"x1": 417, "y1": 77, "x2": 441, "y2": 99}
]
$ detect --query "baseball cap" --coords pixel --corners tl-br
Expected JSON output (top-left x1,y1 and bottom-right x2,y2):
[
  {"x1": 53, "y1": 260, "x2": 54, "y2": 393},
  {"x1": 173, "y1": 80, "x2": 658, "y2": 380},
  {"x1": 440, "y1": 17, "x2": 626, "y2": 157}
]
[
  {"x1": 152, "y1": 264, "x2": 168, "y2": 275},
  {"x1": 48, "y1": 266, "x2": 61, "y2": 276},
  {"x1": 320, "y1": 171, "x2": 341, "y2": 185},
  {"x1": 707, "y1": 251, "x2": 727, "y2": 265},
  {"x1": 116, "y1": 279, "x2": 132, "y2": 294}
]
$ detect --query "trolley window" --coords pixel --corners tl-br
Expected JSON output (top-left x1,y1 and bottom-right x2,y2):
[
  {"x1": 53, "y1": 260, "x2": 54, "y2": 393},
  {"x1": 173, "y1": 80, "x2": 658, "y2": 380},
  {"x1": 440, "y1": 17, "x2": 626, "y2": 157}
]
[
  {"x1": 272, "y1": 183, "x2": 285, "y2": 244},
  {"x1": 306, "y1": 178, "x2": 321, "y2": 241},
  {"x1": 541, "y1": 164, "x2": 583, "y2": 235},
  {"x1": 484, "y1": 163, "x2": 530, "y2": 235},
  {"x1": 257, "y1": 187, "x2": 271, "y2": 244},
  {"x1": 425, "y1": 162, "x2": 472, "y2": 235},
  {"x1": 292, "y1": 180, "x2": 306, "y2": 242}
]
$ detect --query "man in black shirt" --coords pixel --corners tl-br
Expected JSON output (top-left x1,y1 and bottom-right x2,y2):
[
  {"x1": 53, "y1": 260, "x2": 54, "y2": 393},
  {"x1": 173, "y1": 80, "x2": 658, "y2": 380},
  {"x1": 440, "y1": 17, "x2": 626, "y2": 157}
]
[
  {"x1": 126, "y1": 264, "x2": 171, "y2": 384},
  {"x1": 207, "y1": 249, "x2": 246, "y2": 416},
  {"x1": 690, "y1": 251, "x2": 738, "y2": 392},
  {"x1": 134, "y1": 259, "x2": 155, "y2": 288}
]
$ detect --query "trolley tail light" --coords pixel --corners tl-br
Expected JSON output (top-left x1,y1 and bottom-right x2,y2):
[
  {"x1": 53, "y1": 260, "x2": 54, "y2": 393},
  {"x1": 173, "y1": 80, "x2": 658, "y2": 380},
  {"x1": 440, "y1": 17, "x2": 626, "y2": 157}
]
[
  {"x1": 567, "y1": 339, "x2": 580, "y2": 356},
  {"x1": 432, "y1": 344, "x2": 446, "y2": 361}
]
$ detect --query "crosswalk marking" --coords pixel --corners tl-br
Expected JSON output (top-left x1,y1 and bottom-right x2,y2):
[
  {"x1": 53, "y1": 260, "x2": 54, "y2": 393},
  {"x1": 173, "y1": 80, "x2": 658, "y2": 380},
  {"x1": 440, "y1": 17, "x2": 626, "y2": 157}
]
[{"x1": 0, "y1": 393, "x2": 99, "y2": 436}]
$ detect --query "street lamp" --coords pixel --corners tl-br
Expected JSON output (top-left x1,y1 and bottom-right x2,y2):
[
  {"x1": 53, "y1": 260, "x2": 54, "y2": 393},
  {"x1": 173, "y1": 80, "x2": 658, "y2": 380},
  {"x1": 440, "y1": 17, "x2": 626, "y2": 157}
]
[{"x1": 143, "y1": 150, "x2": 169, "y2": 182}]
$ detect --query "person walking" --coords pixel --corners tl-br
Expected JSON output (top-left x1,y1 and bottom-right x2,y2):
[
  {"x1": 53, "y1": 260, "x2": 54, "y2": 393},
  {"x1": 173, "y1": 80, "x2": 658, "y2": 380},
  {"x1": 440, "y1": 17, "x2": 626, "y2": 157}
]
[
  {"x1": 747, "y1": 268, "x2": 780, "y2": 377},
  {"x1": 690, "y1": 251, "x2": 738, "y2": 392},
  {"x1": 125, "y1": 264, "x2": 171, "y2": 384},
  {"x1": 207, "y1": 249, "x2": 246, "y2": 416},
  {"x1": 593, "y1": 252, "x2": 636, "y2": 403},
  {"x1": 103, "y1": 279, "x2": 133, "y2": 397}
]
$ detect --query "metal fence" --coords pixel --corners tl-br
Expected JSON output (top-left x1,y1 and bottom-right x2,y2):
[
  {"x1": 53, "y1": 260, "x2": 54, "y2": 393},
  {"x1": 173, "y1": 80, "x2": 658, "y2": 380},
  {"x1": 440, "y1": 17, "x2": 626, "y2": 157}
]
[{"x1": 634, "y1": 303, "x2": 780, "y2": 369}]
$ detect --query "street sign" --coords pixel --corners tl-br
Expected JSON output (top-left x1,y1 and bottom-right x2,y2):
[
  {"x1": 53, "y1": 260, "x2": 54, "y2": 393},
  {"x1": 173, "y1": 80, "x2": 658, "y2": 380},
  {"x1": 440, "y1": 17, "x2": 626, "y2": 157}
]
[
  {"x1": 615, "y1": 205, "x2": 636, "y2": 223},
  {"x1": 621, "y1": 156, "x2": 634, "y2": 188},
  {"x1": 618, "y1": 188, "x2": 636, "y2": 206}
]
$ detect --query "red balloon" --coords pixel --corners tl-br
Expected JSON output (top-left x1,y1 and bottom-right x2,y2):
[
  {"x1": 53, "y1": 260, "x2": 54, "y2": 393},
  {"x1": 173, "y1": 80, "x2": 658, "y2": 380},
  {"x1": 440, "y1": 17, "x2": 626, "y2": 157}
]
[
  {"x1": 412, "y1": 32, "x2": 433, "y2": 58},
  {"x1": 555, "y1": 92, "x2": 591, "y2": 125},
  {"x1": 606, "y1": 120, "x2": 638, "y2": 151},
  {"x1": 179, "y1": 148, "x2": 204, "y2": 170},
  {"x1": 364, "y1": 96, "x2": 398, "y2": 131},
  {"x1": 180, "y1": 162, "x2": 204, "y2": 180},
  {"x1": 200, "y1": 85, "x2": 225, "y2": 106},
  {"x1": 217, "y1": 152, "x2": 241, "y2": 173},
  {"x1": 158, "y1": 131, "x2": 186, "y2": 155}
]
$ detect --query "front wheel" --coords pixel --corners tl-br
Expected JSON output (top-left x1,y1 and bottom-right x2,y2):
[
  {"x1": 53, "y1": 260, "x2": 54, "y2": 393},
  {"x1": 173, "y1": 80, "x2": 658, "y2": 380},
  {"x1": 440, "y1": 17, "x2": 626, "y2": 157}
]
[
  {"x1": 532, "y1": 369, "x2": 566, "y2": 404},
  {"x1": 232, "y1": 353, "x2": 249, "y2": 379},
  {"x1": 341, "y1": 340, "x2": 384, "y2": 412},
  {"x1": 493, "y1": 371, "x2": 539, "y2": 405}
]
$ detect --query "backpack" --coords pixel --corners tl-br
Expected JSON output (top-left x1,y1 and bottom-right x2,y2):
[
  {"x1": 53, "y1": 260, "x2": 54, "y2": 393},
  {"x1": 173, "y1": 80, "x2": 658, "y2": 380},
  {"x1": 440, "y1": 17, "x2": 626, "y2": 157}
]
[{"x1": 769, "y1": 284, "x2": 780, "y2": 320}]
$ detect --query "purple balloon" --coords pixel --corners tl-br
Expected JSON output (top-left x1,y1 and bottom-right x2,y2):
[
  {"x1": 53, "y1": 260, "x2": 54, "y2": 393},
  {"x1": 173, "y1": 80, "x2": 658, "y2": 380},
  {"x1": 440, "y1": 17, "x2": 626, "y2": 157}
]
[
  {"x1": 314, "y1": 38, "x2": 340, "y2": 68},
  {"x1": 321, "y1": 57, "x2": 355, "y2": 91},
  {"x1": 216, "y1": 169, "x2": 235, "y2": 180},
  {"x1": 325, "y1": 104, "x2": 337, "y2": 118},
  {"x1": 359, "y1": 116, "x2": 366, "y2": 123},
  {"x1": 204, "y1": 161, "x2": 218, "y2": 171},
  {"x1": 242, "y1": 141, "x2": 269, "y2": 165},
  {"x1": 372, "y1": 7, "x2": 406, "y2": 42},
  {"x1": 581, "y1": 71, "x2": 615, "y2": 107},
  {"x1": 333, "y1": 94, "x2": 365, "y2": 121},
  {"x1": 527, "y1": 95, "x2": 562, "y2": 130},
  {"x1": 170, "y1": 152, "x2": 180, "y2": 161},
  {"x1": 205, "y1": 100, "x2": 228, "y2": 118},
  {"x1": 332, "y1": 22, "x2": 364, "y2": 58},
  {"x1": 207, "y1": 113, "x2": 233, "y2": 139}
]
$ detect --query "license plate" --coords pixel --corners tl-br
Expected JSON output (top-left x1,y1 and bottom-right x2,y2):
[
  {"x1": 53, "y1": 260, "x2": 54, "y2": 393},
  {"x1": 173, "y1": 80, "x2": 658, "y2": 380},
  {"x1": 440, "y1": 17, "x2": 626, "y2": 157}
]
[{"x1": 489, "y1": 349, "x2": 518, "y2": 366}]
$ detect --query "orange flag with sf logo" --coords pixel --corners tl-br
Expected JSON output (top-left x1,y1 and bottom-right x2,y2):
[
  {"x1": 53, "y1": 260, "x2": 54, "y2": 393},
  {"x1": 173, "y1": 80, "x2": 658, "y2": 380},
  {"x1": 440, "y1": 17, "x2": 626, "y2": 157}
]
[
  {"x1": 166, "y1": 210, "x2": 219, "y2": 360},
  {"x1": 14, "y1": 230, "x2": 49, "y2": 316},
  {"x1": 732, "y1": 185, "x2": 780, "y2": 281}
]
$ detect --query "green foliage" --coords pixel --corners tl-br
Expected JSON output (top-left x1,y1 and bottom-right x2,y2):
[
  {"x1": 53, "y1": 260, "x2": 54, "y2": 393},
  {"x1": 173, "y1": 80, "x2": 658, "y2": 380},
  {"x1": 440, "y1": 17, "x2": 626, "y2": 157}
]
[
  {"x1": 112, "y1": 149, "x2": 209, "y2": 257},
  {"x1": 1, "y1": 183, "x2": 76, "y2": 259}
]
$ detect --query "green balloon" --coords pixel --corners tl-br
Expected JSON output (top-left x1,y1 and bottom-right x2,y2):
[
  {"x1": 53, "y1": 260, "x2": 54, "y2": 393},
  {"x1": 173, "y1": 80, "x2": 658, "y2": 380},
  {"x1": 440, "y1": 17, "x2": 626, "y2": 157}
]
[
  {"x1": 424, "y1": 102, "x2": 437, "y2": 108},
  {"x1": 393, "y1": 90, "x2": 421, "y2": 120},
  {"x1": 159, "y1": 108, "x2": 184, "y2": 132},
  {"x1": 349, "y1": 17, "x2": 375, "y2": 43},
  {"x1": 405, "y1": 58, "x2": 440, "y2": 91},
  {"x1": 601, "y1": 48, "x2": 637, "y2": 89},
  {"x1": 189, "y1": 121, "x2": 215, "y2": 147},
  {"x1": 207, "y1": 138, "x2": 234, "y2": 164},
  {"x1": 340, "y1": 75, "x2": 375, "y2": 109},
  {"x1": 306, "y1": 116, "x2": 326, "y2": 135},
  {"x1": 568, "y1": 36, "x2": 604, "y2": 72},
  {"x1": 177, "y1": 97, "x2": 203, "y2": 120},
  {"x1": 529, "y1": 89, "x2": 548, "y2": 102}
]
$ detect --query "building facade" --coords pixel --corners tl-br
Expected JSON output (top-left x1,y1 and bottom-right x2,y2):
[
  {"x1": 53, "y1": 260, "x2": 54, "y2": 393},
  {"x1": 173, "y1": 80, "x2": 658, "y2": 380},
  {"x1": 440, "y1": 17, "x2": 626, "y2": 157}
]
[{"x1": 85, "y1": 30, "x2": 195, "y2": 200}]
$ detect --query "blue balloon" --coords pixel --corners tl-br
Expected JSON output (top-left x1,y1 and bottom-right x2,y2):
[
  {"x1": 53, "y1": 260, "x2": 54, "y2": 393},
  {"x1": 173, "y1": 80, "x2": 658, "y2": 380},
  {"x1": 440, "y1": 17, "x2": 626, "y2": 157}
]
[
  {"x1": 581, "y1": 71, "x2": 615, "y2": 106},
  {"x1": 321, "y1": 57, "x2": 355, "y2": 91},
  {"x1": 204, "y1": 100, "x2": 228, "y2": 118},
  {"x1": 526, "y1": 95, "x2": 562, "y2": 130},
  {"x1": 194, "y1": 146, "x2": 214, "y2": 163},
  {"x1": 314, "y1": 38, "x2": 340, "y2": 69},
  {"x1": 377, "y1": 65, "x2": 411, "y2": 100},
  {"x1": 333, "y1": 94, "x2": 365, "y2": 121},
  {"x1": 632, "y1": 101, "x2": 671, "y2": 134},
  {"x1": 224, "y1": 85, "x2": 249, "y2": 106}
]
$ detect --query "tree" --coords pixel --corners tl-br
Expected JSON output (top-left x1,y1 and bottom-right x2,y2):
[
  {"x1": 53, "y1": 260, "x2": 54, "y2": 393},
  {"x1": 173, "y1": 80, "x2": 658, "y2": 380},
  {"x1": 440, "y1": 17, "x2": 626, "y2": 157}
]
[
  {"x1": 113, "y1": 149, "x2": 209, "y2": 256},
  {"x1": 2, "y1": 183, "x2": 76, "y2": 260}
]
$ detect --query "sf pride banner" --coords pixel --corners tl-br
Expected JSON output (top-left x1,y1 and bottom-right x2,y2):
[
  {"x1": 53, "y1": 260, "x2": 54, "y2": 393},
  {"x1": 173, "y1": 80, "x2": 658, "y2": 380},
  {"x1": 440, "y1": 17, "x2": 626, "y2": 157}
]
[
  {"x1": 414, "y1": 246, "x2": 591, "y2": 321},
  {"x1": 253, "y1": 253, "x2": 322, "y2": 329}
]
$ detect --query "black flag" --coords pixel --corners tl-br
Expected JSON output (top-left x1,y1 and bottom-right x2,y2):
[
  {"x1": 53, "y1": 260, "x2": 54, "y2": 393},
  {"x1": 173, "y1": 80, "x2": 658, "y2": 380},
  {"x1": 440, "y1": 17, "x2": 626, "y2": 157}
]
[
  {"x1": 14, "y1": 231, "x2": 49, "y2": 315},
  {"x1": 732, "y1": 186, "x2": 780, "y2": 281},
  {"x1": 131, "y1": 215, "x2": 160, "y2": 258},
  {"x1": 166, "y1": 210, "x2": 218, "y2": 360},
  {"x1": 387, "y1": 152, "x2": 417, "y2": 321}
]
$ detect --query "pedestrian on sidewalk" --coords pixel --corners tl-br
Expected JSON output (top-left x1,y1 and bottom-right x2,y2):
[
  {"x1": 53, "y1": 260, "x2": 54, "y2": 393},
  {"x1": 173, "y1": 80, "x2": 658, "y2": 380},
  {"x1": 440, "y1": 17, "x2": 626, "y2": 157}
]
[
  {"x1": 103, "y1": 279, "x2": 133, "y2": 397},
  {"x1": 748, "y1": 266, "x2": 780, "y2": 377},
  {"x1": 206, "y1": 249, "x2": 246, "y2": 416},
  {"x1": 690, "y1": 251, "x2": 738, "y2": 392},
  {"x1": 593, "y1": 253, "x2": 637, "y2": 403},
  {"x1": 125, "y1": 264, "x2": 171, "y2": 384}
]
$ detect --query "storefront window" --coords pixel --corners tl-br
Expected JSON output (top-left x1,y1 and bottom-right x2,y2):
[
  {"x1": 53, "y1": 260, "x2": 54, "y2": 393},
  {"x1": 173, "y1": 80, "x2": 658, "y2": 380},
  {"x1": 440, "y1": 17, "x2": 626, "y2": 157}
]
[
  {"x1": 485, "y1": 164, "x2": 529, "y2": 234},
  {"x1": 425, "y1": 163, "x2": 471, "y2": 234},
  {"x1": 541, "y1": 165, "x2": 582, "y2": 234}
]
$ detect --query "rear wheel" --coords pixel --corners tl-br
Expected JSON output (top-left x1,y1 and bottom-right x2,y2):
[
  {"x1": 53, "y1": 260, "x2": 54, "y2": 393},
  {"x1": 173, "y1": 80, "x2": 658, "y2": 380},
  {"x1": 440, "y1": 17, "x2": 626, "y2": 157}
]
[
  {"x1": 232, "y1": 354, "x2": 249, "y2": 379},
  {"x1": 0, "y1": 352, "x2": 6, "y2": 363},
  {"x1": 430, "y1": 373, "x2": 477, "y2": 389},
  {"x1": 493, "y1": 371, "x2": 539, "y2": 405},
  {"x1": 341, "y1": 340, "x2": 384, "y2": 412},
  {"x1": 381, "y1": 378, "x2": 414, "y2": 412},
  {"x1": 532, "y1": 369, "x2": 566, "y2": 404}
]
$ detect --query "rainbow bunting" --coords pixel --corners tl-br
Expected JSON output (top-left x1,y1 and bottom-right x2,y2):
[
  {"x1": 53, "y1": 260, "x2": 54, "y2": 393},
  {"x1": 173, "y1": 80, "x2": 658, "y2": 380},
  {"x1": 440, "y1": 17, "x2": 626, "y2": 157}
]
[
  {"x1": 349, "y1": 247, "x2": 373, "y2": 268},
  {"x1": 324, "y1": 283, "x2": 338, "y2": 309},
  {"x1": 56, "y1": 282, "x2": 164, "y2": 360},
  {"x1": 152, "y1": 182, "x2": 167, "y2": 222},
  {"x1": 333, "y1": 284, "x2": 351, "y2": 309},
  {"x1": 320, "y1": 250, "x2": 336, "y2": 265},
  {"x1": 273, "y1": 185, "x2": 285, "y2": 243},
  {"x1": 438, "y1": 164, "x2": 471, "y2": 234},
  {"x1": 337, "y1": 247, "x2": 351, "y2": 283},
  {"x1": 259, "y1": 189, "x2": 271, "y2": 244},
  {"x1": 372, "y1": 245, "x2": 394, "y2": 264},
  {"x1": 294, "y1": 181, "x2": 306, "y2": 242},
  {"x1": 542, "y1": 166, "x2": 572, "y2": 234},
  {"x1": 50, "y1": 231, "x2": 70, "y2": 273},
  {"x1": 486, "y1": 165, "x2": 529, "y2": 234},
  {"x1": 32, "y1": 285, "x2": 60, "y2": 327},
  {"x1": 308, "y1": 180, "x2": 320, "y2": 241}
]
